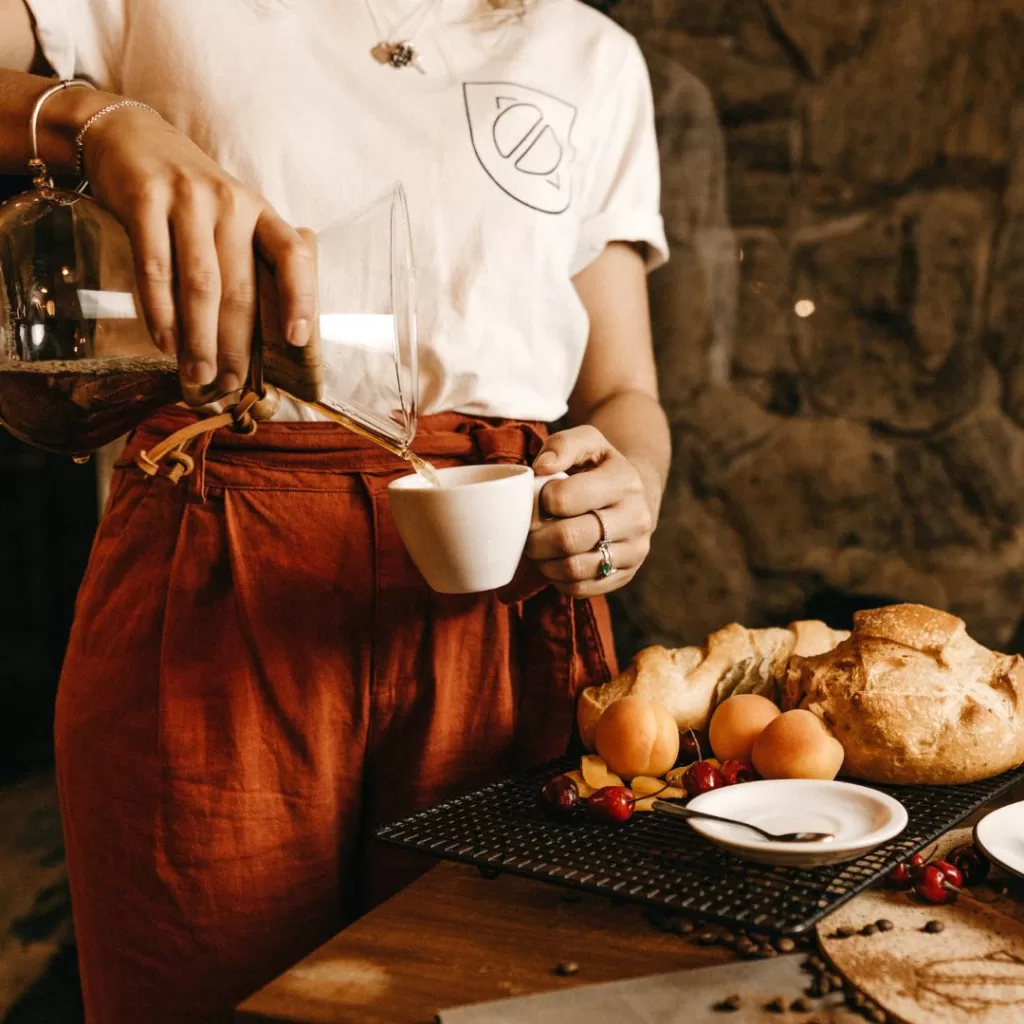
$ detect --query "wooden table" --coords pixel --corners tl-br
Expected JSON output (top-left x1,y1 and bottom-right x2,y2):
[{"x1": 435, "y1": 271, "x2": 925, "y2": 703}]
[
  {"x1": 238, "y1": 788, "x2": 1024, "y2": 1023},
  {"x1": 236, "y1": 861, "x2": 735, "y2": 1024}
]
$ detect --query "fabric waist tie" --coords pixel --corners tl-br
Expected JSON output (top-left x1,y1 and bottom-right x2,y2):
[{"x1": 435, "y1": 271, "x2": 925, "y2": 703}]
[{"x1": 120, "y1": 403, "x2": 550, "y2": 486}]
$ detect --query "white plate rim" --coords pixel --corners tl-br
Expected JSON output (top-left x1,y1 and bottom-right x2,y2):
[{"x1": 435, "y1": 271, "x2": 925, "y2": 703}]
[
  {"x1": 974, "y1": 802, "x2": 1024, "y2": 881},
  {"x1": 684, "y1": 779, "x2": 909, "y2": 856}
]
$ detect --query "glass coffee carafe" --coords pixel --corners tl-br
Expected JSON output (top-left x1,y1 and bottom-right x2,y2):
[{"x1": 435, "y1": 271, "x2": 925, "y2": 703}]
[{"x1": 0, "y1": 181, "x2": 418, "y2": 461}]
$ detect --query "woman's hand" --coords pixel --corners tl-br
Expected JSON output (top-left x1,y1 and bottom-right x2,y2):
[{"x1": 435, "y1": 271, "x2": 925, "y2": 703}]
[
  {"x1": 82, "y1": 105, "x2": 315, "y2": 395},
  {"x1": 525, "y1": 425, "x2": 656, "y2": 597}
]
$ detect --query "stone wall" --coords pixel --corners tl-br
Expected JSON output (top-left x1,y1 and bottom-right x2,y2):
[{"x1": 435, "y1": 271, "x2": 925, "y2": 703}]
[{"x1": 611, "y1": 0, "x2": 1024, "y2": 650}]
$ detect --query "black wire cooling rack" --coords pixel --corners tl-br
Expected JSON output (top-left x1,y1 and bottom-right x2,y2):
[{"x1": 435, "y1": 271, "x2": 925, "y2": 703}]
[{"x1": 376, "y1": 756, "x2": 1024, "y2": 935}]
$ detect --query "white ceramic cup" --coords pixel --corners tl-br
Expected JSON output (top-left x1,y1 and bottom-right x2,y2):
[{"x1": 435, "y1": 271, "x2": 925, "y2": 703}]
[{"x1": 387, "y1": 464, "x2": 567, "y2": 594}]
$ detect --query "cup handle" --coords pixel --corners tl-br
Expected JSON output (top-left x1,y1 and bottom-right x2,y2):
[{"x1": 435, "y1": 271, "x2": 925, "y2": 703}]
[{"x1": 533, "y1": 470, "x2": 568, "y2": 519}]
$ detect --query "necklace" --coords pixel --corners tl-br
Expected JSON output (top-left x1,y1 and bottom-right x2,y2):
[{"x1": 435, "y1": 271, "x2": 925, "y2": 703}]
[{"x1": 363, "y1": 0, "x2": 438, "y2": 72}]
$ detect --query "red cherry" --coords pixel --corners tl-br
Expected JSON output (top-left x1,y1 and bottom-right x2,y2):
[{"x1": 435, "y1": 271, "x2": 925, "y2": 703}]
[
  {"x1": 587, "y1": 786, "x2": 635, "y2": 824},
  {"x1": 932, "y1": 860, "x2": 964, "y2": 889},
  {"x1": 888, "y1": 862, "x2": 914, "y2": 890},
  {"x1": 720, "y1": 759, "x2": 756, "y2": 785},
  {"x1": 677, "y1": 730, "x2": 706, "y2": 767},
  {"x1": 684, "y1": 759, "x2": 725, "y2": 797},
  {"x1": 947, "y1": 844, "x2": 990, "y2": 886},
  {"x1": 915, "y1": 864, "x2": 956, "y2": 905},
  {"x1": 539, "y1": 775, "x2": 579, "y2": 818}
]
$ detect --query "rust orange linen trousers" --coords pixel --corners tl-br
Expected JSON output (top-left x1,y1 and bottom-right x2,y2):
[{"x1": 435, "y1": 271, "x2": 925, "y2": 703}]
[{"x1": 55, "y1": 408, "x2": 617, "y2": 1024}]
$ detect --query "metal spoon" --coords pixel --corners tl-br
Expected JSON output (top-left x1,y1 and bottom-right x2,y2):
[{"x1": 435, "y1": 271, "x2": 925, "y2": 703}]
[{"x1": 652, "y1": 799, "x2": 835, "y2": 843}]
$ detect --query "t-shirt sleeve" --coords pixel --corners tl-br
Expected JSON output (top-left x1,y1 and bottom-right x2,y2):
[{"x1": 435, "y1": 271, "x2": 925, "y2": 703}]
[
  {"x1": 23, "y1": 0, "x2": 126, "y2": 92},
  {"x1": 572, "y1": 36, "x2": 669, "y2": 277}
]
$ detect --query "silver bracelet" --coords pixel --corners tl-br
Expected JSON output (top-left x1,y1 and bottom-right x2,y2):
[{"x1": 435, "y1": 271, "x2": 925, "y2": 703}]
[
  {"x1": 28, "y1": 78, "x2": 96, "y2": 189},
  {"x1": 74, "y1": 100, "x2": 160, "y2": 176}
]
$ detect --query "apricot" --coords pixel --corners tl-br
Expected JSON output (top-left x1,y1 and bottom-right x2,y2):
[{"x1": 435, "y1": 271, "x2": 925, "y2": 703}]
[
  {"x1": 709, "y1": 694, "x2": 781, "y2": 762},
  {"x1": 751, "y1": 709, "x2": 845, "y2": 781},
  {"x1": 595, "y1": 696, "x2": 680, "y2": 781}
]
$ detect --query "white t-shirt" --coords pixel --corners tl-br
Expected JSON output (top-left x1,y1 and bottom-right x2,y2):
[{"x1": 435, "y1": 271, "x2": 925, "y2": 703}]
[{"x1": 26, "y1": 0, "x2": 668, "y2": 424}]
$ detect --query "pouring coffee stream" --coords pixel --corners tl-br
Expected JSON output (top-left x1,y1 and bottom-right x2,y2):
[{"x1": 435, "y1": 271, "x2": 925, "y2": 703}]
[{"x1": 0, "y1": 182, "x2": 433, "y2": 481}]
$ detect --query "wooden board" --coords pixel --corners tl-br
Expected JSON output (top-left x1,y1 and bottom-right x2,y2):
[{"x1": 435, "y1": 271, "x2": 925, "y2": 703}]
[{"x1": 817, "y1": 826, "x2": 1024, "y2": 1024}]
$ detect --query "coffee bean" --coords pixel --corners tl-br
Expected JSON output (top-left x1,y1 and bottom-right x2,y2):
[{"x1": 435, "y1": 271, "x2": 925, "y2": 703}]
[
  {"x1": 713, "y1": 995, "x2": 741, "y2": 1012},
  {"x1": 860, "y1": 923, "x2": 878, "y2": 936},
  {"x1": 833, "y1": 926, "x2": 856, "y2": 938},
  {"x1": 790, "y1": 997, "x2": 812, "y2": 1012},
  {"x1": 695, "y1": 932, "x2": 718, "y2": 946},
  {"x1": 923, "y1": 920, "x2": 945, "y2": 934},
  {"x1": 776, "y1": 937, "x2": 796, "y2": 953},
  {"x1": 765, "y1": 997, "x2": 787, "y2": 1013},
  {"x1": 828, "y1": 973, "x2": 844, "y2": 990},
  {"x1": 554, "y1": 961, "x2": 579, "y2": 976},
  {"x1": 759, "y1": 944, "x2": 778, "y2": 958},
  {"x1": 868, "y1": 1007, "x2": 887, "y2": 1022},
  {"x1": 722, "y1": 932, "x2": 736, "y2": 945},
  {"x1": 876, "y1": 919, "x2": 894, "y2": 932}
]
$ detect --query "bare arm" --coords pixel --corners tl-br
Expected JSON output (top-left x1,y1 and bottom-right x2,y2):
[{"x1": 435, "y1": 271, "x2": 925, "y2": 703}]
[
  {"x1": 526, "y1": 242, "x2": 671, "y2": 596},
  {"x1": 567, "y1": 242, "x2": 670, "y2": 520}
]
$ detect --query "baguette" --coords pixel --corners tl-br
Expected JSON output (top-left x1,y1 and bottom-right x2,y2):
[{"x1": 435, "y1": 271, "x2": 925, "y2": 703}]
[{"x1": 577, "y1": 619, "x2": 849, "y2": 750}]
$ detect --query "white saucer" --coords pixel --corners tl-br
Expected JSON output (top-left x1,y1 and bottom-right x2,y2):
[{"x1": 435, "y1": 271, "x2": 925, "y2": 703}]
[
  {"x1": 685, "y1": 779, "x2": 909, "y2": 867},
  {"x1": 974, "y1": 802, "x2": 1024, "y2": 880}
]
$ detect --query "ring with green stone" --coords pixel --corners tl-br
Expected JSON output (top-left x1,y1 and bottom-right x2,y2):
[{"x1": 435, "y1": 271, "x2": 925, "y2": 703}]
[{"x1": 597, "y1": 540, "x2": 616, "y2": 579}]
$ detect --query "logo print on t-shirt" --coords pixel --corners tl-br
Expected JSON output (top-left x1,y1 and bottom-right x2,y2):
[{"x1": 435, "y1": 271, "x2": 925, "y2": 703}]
[{"x1": 463, "y1": 83, "x2": 577, "y2": 215}]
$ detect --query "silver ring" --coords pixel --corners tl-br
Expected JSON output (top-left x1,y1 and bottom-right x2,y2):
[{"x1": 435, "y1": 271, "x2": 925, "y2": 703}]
[{"x1": 590, "y1": 509, "x2": 616, "y2": 579}]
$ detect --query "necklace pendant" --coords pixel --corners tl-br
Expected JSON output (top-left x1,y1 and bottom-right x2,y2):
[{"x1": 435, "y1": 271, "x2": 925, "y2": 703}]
[
  {"x1": 370, "y1": 40, "x2": 421, "y2": 70},
  {"x1": 387, "y1": 41, "x2": 417, "y2": 68}
]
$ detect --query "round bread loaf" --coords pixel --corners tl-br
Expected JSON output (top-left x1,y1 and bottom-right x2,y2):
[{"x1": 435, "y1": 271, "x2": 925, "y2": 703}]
[{"x1": 782, "y1": 604, "x2": 1024, "y2": 785}]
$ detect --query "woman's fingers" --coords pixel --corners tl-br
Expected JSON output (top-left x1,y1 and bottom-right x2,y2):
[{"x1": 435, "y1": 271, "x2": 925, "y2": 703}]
[
  {"x1": 127, "y1": 188, "x2": 178, "y2": 356},
  {"x1": 527, "y1": 504, "x2": 641, "y2": 562},
  {"x1": 534, "y1": 539, "x2": 648, "y2": 585},
  {"x1": 533, "y1": 425, "x2": 610, "y2": 475},
  {"x1": 254, "y1": 211, "x2": 316, "y2": 348},
  {"x1": 538, "y1": 455, "x2": 644, "y2": 520},
  {"x1": 83, "y1": 109, "x2": 308, "y2": 385},
  {"x1": 170, "y1": 190, "x2": 221, "y2": 386},
  {"x1": 214, "y1": 212, "x2": 258, "y2": 394}
]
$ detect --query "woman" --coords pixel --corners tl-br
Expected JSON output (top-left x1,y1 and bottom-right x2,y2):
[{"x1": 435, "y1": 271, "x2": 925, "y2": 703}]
[{"x1": 0, "y1": 0, "x2": 670, "y2": 1019}]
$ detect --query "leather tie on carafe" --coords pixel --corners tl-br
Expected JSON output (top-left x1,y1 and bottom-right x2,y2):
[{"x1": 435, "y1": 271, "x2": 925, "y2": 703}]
[
  {"x1": 133, "y1": 390, "x2": 264, "y2": 483},
  {"x1": 134, "y1": 341, "x2": 280, "y2": 483}
]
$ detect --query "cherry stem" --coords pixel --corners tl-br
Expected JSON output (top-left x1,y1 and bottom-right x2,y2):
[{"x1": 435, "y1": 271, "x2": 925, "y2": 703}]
[{"x1": 689, "y1": 730, "x2": 703, "y2": 762}]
